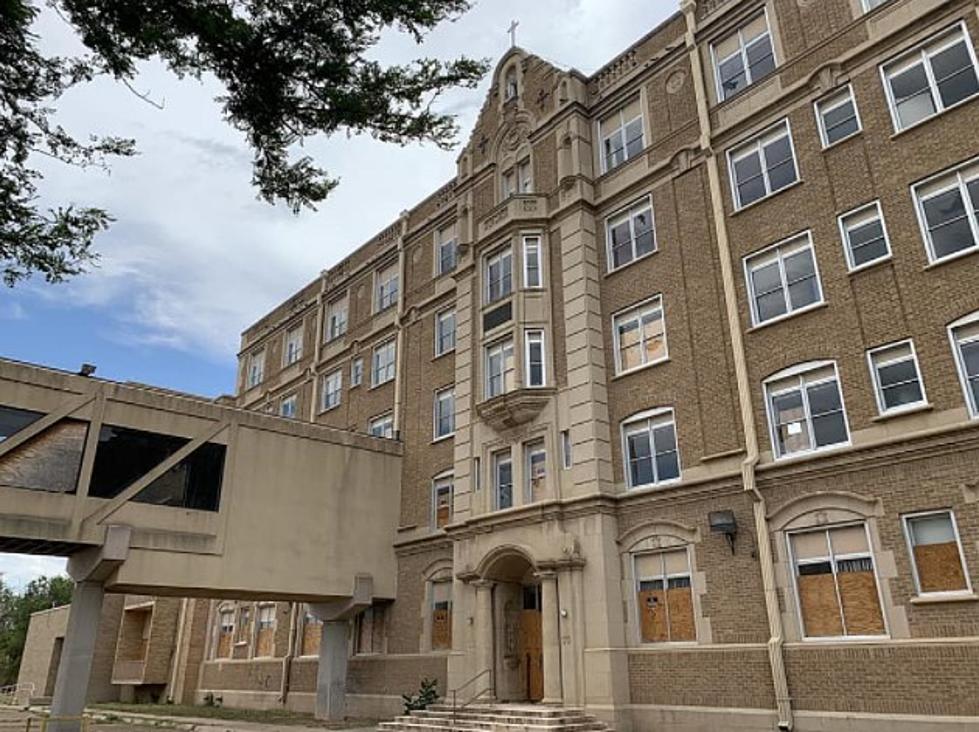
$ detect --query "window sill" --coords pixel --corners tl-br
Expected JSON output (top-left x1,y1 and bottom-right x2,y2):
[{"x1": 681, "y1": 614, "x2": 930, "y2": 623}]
[
  {"x1": 611, "y1": 357, "x2": 671, "y2": 381},
  {"x1": 369, "y1": 379, "x2": 395, "y2": 391},
  {"x1": 318, "y1": 404, "x2": 341, "y2": 415},
  {"x1": 433, "y1": 349, "x2": 456, "y2": 362},
  {"x1": 772, "y1": 440, "x2": 851, "y2": 464},
  {"x1": 910, "y1": 592, "x2": 978, "y2": 606},
  {"x1": 871, "y1": 403, "x2": 932, "y2": 423},
  {"x1": 625, "y1": 477, "x2": 682, "y2": 494},
  {"x1": 731, "y1": 179, "x2": 803, "y2": 217},
  {"x1": 848, "y1": 254, "x2": 892, "y2": 276},
  {"x1": 820, "y1": 130, "x2": 862, "y2": 152},
  {"x1": 432, "y1": 433, "x2": 455, "y2": 445},
  {"x1": 604, "y1": 247, "x2": 660, "y2": 278},
  {"x1": 924, "y1": 246, "x2": 979, "y2": 271},
  {"x1": 747, "y1": 301, "x2": 829, "y2": 333}
]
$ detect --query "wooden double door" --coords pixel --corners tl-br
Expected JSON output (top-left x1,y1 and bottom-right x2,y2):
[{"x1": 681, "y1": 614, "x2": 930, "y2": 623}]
[{"x1": 517, "y1": 584, "x2": 543, "y2": 702}]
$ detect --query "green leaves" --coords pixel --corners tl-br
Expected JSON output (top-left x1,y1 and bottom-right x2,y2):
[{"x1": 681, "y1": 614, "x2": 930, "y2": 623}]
[
  {"x1": 1, "y1": 0, "x2": 488, "y2": 285},
  {"x1": 0, "y1": 575, "x2": 73, "y2": 685}
]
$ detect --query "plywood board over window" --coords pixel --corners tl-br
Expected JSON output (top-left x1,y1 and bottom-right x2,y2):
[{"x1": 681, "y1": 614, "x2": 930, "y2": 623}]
[
  {"x1": 301, "y1": 612, "x2": 322, "y2": 657},
  {"x1": 635, "y1": 549, "x2": 694, "y2": 643},
  {"x1": 431, "y1": 582, "x2": 453, "y2": 651}
]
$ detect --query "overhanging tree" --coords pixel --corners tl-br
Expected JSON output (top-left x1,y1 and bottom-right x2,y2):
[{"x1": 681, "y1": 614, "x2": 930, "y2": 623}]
[{"x1": 0, "y1": 0, "x2": 487, "y2": 286}]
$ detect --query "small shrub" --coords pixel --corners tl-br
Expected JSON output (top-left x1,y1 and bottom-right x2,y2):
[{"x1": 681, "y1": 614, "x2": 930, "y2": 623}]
[{"x1": 402, "y1": 678, "x2": 439, "y2": 713}]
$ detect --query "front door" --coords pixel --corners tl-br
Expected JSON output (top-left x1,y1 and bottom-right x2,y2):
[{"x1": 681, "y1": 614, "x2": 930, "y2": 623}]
[{"x1": 517, "y1": 585, "x2": 543, "y2": 702}]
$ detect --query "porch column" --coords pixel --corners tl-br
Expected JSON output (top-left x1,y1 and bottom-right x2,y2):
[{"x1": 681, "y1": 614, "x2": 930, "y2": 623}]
[
  {"x1": 473, "y1": 580, "x2": 496, "y2": 697},
  {"x1": 539, "y1": 571, "x2": 562, "y2": 704},
  {"x1": 48, "y1": 581, "x2": 105, "y2": 732},
  {"x1": 315, "y1": 620, "x2": 350, "y2": 721}
]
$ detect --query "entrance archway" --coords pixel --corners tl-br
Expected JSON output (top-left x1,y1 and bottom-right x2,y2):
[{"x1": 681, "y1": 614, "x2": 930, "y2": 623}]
[{"x1": 480, "y1": 548, "x2": 543, "y2": 703}]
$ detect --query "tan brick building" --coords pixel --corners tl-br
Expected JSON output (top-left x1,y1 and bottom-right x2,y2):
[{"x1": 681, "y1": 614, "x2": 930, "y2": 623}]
[{"x1": 19, "y1": 1, "x2": 979, "y2": 730}]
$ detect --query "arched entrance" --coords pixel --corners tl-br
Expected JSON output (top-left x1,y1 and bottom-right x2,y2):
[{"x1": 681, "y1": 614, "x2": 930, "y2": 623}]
[{"x1": 480, "y1": 548, "x2": 543, "y2": 703}]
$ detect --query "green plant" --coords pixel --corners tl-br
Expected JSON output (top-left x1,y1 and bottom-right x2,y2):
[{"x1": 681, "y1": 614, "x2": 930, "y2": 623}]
[{"x1": 402, "y1": 678, "x2": 439, "y2": 713}]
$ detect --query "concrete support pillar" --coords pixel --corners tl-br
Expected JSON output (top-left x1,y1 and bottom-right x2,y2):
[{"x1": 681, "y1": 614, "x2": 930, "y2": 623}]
[
  {"x1": 49, "y1": 581, "x2": 105, "y2": 732},
  {"x1": 315, "y1": 620, "x2": 349, "y2": 721},
  {"x1": 473, "y1": 580, "x2": 495, "y2": 697},
  {"x1": 538, "y1": 571, "x2": 562, "y2": 704}
]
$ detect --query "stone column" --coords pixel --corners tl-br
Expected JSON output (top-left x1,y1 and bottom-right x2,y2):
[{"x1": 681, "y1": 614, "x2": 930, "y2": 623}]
[
  {"x1": 49, "y1": 581, "x2": 106, "y2": 732},
  {"x1": 315, "y1": 620, "x2": 350, "y2": 721},
  {"x1": 538, "y1": 571, "x2": 562, "y2": 704},
  {"x1": 473, "y1": 580, "x2": 495, "y2": 697}
]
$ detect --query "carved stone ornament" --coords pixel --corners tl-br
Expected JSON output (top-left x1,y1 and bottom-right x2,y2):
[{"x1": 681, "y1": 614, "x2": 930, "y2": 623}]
[
  {"x1": 476, "y1": 388, "x2": 555, "y2": 431},
  {"x1": 666, "y1": 69, "x2": 687, "y2": 95}
]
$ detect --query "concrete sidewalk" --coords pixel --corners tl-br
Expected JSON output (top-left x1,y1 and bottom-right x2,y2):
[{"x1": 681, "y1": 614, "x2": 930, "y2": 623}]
[{"x1": 83, "y1": 709, "x2": 378, "y2": 732}]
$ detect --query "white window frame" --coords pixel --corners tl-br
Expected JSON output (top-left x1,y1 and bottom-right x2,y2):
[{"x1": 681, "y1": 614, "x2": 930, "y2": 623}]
[
  {"x1": 620, "y1": 407, "x2": 682, "y2": 490},
  {"x1": 522, "y1": 235, "x2": 543, "y2": 289},
  {"x1": 320, "y1": 370, "x2": 343, "y2": 412},
  {"x1": 368, "y1": 413, "x2": 395, "y2": 439},
  {"x1": 711, "y1": 9, "x2": 777, "y2": 102},
  {"x1": 901, "y1": 510, "x2": 973, "y2": 598},
  {"x1": 375, "y1": 263, "x2": 399, "y2": 313},
  {"x1": 764, "y1": 361, "x2": 851, "y2": 460},
  {"x1": 284, "y1": 325, "x2": 304, "y2": 366},
  {"x1": 838, "y1": 200, "x2": 892, "y2": 272},
  {"x1": 861, "y1": 0, "x2": 891, "y2": 11},
  {"x1": 744, "y1": 231, "x2": 824, "y2": 328},
  {"x1": 948, "y1": 310, "x2": 979, "y2": 418},
  {"x1": 492, "y1": 450, "x2": 514, "y2": 511},
  {"x1": 524, "y1": 330, "x2": 546, "y2": 388},
  {"x1": 279, "y1": 394, "x2": 298, "y2": 419},
  {"x1": 728, "y1": 119, "x2": 799, "y2": 211},
  {"x1": 485, "y1": 337, "x2": 515, "y2": 399},
  {"x1": 484, "y1": 246, "x2": 513, "y2": 304},
  {"x1": 605, "y1": 197, "x2": 657, "y2": 272},
  {"x1": 432, "y1": 471, "x2": 454, "y2": 530},
  {"x1": 351, "y1": 358, "x2": 363, "y2": 387},
  {"x1": 371, "y1": 339, "x2": 396, "y2": 387},
  {"x1": 598, "y1": 100, "x2": 645, "y2": 174},
  {"x1": 787, "y1": 522, "x2": 889, "y2": 641},
  {"x1": 866, "y1": 339, "x2": 928, "y2": 416},
  {"x1": 246, "y1": 350, "x2": 265, "y2": 389},
  {"x1": 433, "y1": 386, "x2": 455, "y2": 441},
  {"x1": 325, "y1": 297, "x2": 348, "y2": 342},
  {"x1": 524, "y1": 440, "x2": 546, "y2": 503},
  {"x1": 814, "y1": 84, "x2": 863, "y2": 149},
  {"x1": 911, "y1": 156, "x2": 979, "y2": 265},
  {"x1": 880, "y1": 22, "x2": 979, "y2": 134},
  {"x1": 633, "y1": 547, "x2": 696, "y2": 646},
  {"x1": 560, "y1": 430, "x2": 573, "y2": 470},
  {"x1": 612, "y1": 295, "x2": 668, "y2": 376},
  {"x1": 435, "y1": 309, "x2": 456, "y2": 357},
  {"x1": 436, "y1": 225, "x2": 458, "y2": 276},
  {"x1": 517, "y1": 158, "x2": 533, "y2": 194}
]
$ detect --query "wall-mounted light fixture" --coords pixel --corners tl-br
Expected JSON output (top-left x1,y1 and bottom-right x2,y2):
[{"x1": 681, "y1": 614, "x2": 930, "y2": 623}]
[{"x1": 709, "y1": 510, "x2": 738, "y2": 555}]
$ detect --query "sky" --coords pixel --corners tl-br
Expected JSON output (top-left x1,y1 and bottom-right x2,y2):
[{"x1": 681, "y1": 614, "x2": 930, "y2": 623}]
[{"x1": 0, "y1": 1, "x2": 677, "y2": 591}]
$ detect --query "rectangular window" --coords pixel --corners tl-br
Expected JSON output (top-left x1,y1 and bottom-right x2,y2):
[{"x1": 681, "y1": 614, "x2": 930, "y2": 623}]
[
  {"x1": 351, "y1": 358, "x2": 363, "y2": 387},
  {"x1": 321, "y1": 370, "x2": 342, "y2": 411},
  {"x1": 766, "y1": 362, "x2": 849, "y2": 458},
  {"x1": 473, "y1": 457, "x2": 481, "y2": 492},
  {"x1": 790, "y1": 524, "x2": 886, "y2": 639},
  {"x1": 729, "y1": 121, "x2": 798, "y2": 210},
  {"x1": 950, "y1": 316, "x2": 979, "y2": 417},
  {"x1": 882, "y1": 24, "x2": 979, "y2": 132},
  {"x1": 523, "y1": 236, "x2": 543, "y2": 288},
  {"x1": 525, "y1": 330, "x2": 546, "y2": 388},
  {"x1": 524, "y1": 440, "x2": 546, "y2": 503},
  {"x1": 301, "y1": 611, "x2": 323, "y2": 657},
  {"x1": 606, "y1": 198, "x2": 656, "y2": 271},
  {"x1": 745, "y1": 232, "x2": 822, "y2": 326},
  {"x1": 431, "y1": 581, "x2": 453, "y2": 650},
  {"x1": 354, "y1": 606, "x2": 385, "y2": 655},
  {"x1": 375, "y1": 263, "x2": 399, "y2": 312},
  {"x1": 284, "y1": 326, "x2": 304, "y2": 366},
  {"x1": 912, "y1": 158, "x2": 979, "y2": 264},
  {"x1": 599, "y1": 98, "x2": 644, "y2": 172},
  {"x1": 372, "y1": 339, "x2": 396, "y2": 386},
  {"x1": 279, "y1": 394, "x2": 298, "y2": 419},
  {"x1": 435, "y1": 310, "x2": 456, "y2": 357},
  {"x1": 862, "y1": 0, "x2": 891, "y2": 10},
  {"x1": 713, "y1": 12, "x2": 776, "y2": 101},
  {"x1": 815, "y1": 86, "x2": 862, "y2": 147},
  {"x1": 246, "y1": 350, "x2": 265, "y2": 389},
  {"x1": 485, "y1": 338, "x2": 515, "y2": 399},
  {"x1": 903, "y1": 511, "x2": 972, "y2": 596},
  {"x1": 868, "y1": 340, "x2": 926, "y2": 415},
  {"x1": 236, "y1": 606, "x2": 251, "y2": 644},
  {"x1": 326, "y1": 297, "x2": 348, "y2": 342},
  {"x1": 437, "y1": 224, "x2": 457, "y2": 276},
  {"x1": 485, "y1": 248, "x2": 513, "y2": 304},
  {"x1": 518, "y1": 158, "x2": 533, "y2": 193},
  {"x1": 493, "y1": 450, "x2": 513, "y2": 510},
  {"x1": 255, "y1": 605, "x2": 276, "y2": 657},
  {"x1": 368, "y1": 413, "x2": 394, "y2": 439},
  {"x1": 635, "y1": 549, "x2": 695, "y2": 643},
  {"x1": 502, "y1": 168, "x2": 516, "y2": 199},
  {"x1": 560, "y1": 430, "x2": 572, "y2": 470},
  {"x1": 434, "y1": 387, "x2": 455, "y2": 440},
  {"x1": 839, "y1": 201, "x2": 891, "y2": 271},
  {"x1": 622, "y1": 409, "x2": 680, "y2": 489},
  {"x1": 432, "y1": 474, "x2": 453, "y2": 530},
  {"x1": 613, "y1": 295, "x2": 667, "y2": 374},
  {"x1": 217, "y1": 609, "x2": 235, "y2": 658}
]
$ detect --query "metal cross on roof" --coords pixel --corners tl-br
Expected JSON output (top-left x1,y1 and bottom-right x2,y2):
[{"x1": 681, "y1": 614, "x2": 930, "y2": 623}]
[{"x1": 508, "y1": 20, "x2": 519, "y2": 48}]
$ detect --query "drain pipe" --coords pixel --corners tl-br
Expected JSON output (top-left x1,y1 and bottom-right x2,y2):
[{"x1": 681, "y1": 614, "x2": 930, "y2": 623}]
[
  {"x1": 280, "y1": 603, "x2": 299, "y2": 705},
  {"x1": 392, "y1": 212, "x2": 410, "y2": 438},
  {"x1": 681, "y1": 1, "x2": 793, "y2": 728},
  {"x1": 310, "y1": 273, "x2": 328, "y2": 422}
]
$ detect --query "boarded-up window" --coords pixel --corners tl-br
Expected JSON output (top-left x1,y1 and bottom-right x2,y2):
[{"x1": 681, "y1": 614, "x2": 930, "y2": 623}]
[
  {"x1": 431, "y1": 581, "x2": 453, "y2": 651},
  {"x1": 355, "y1": 606, "x2": 386, "y2": 655},
  {"x1": 905, "y1": 512, "x2": 971, "y2": 595},
  {"x1": 433, "y1": 476, "x2": 453, "y2": 529},
  {"x1": 236, "y1": 606, "x2": 252, "y2": 644},
  {"x1": 301, "y1": 611, "x2": 322, "y2": 657},
  {"x1": 791, "y1": 524, "x2": 885, "y2": 638},
  {"x1": 635, "y1": 549, "x2": 695, "y2": 643},
  {"x1": 216, "y1": 610, "x2": 234, "y2": 658},
  {"x1": 256, "y1": 605, "x2": 276, "y2": 657}
]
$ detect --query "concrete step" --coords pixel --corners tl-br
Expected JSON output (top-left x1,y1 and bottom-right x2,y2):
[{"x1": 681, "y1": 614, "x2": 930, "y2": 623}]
[
  {"x1": 382, "y1": 704, "x2": 611, "y2": 732},
  {"x1": 404, "y1": 715, "x2": 605, "y2": 730}
]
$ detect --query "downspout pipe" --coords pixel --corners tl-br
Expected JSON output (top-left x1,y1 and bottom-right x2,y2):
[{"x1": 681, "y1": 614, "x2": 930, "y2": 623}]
[
  {"x1": 280, "y1": 603, "x2": 299, "y2": 706},
  {"x1": 392, "y1": 211, "x2": 410, "y2": 438},
  {"x1": 310, "y1": 273, "x2": 328, "y2": 421},
  {"x1": 681, "y1": 1, "x2": 793, "y2": 728}
]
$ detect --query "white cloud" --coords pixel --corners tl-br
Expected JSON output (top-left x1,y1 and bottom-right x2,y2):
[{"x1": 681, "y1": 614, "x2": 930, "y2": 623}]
[
  {"x1": 0, "y1": 302, "x2": 27, "y2": 321},
  {"x1": 0, "y1": 554, "x2": 68, "y2": 592}
]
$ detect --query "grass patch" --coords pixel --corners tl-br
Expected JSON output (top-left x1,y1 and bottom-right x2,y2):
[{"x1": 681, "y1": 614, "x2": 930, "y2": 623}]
[{"x1": 90, "y1": 703, "x2": 378, "y2": 728}]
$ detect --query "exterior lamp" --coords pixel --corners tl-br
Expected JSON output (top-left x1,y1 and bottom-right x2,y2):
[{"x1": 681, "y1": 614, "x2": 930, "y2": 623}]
[{"x1": 709, "y1": 510, "x2": 738, "y2": 555}]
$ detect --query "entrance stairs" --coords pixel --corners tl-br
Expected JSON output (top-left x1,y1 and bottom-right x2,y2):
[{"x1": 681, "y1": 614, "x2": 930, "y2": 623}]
[{"x1": 379, "y1": 703, "x2": 613, "y2": 732}]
